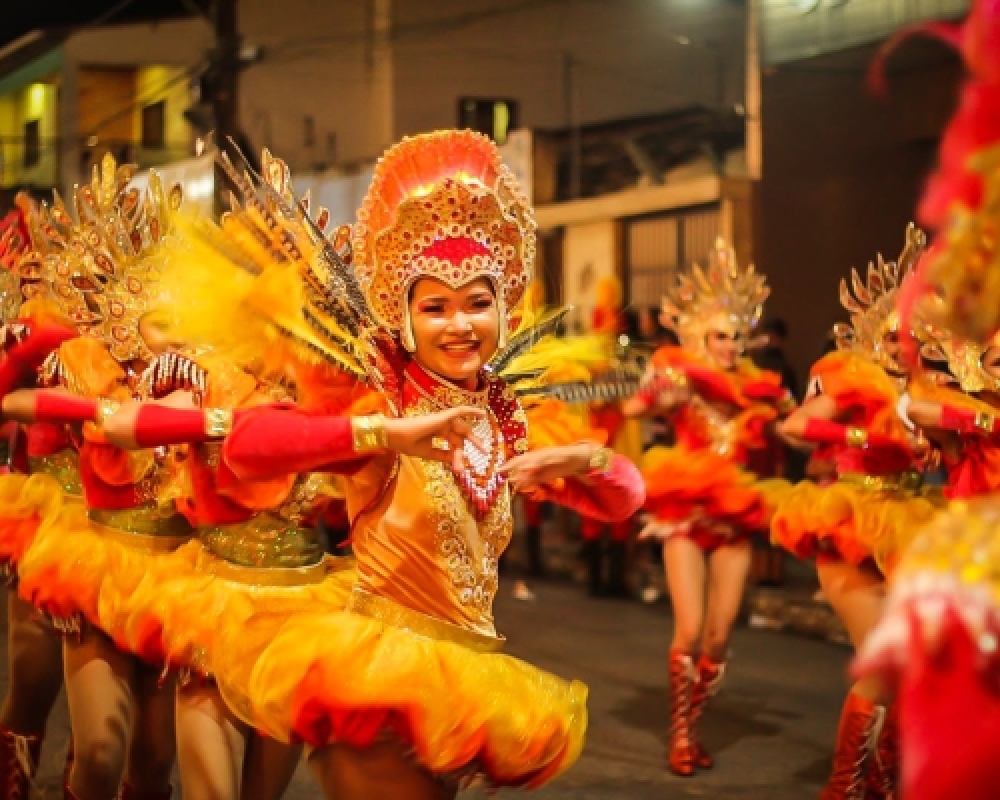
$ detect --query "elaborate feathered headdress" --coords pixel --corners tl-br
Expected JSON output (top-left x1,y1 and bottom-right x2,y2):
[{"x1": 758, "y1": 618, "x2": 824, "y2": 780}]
[
  {"x1": 353, "y1": 130, "x2": 536, "y2": 347},
  {"x1": 159, "y1": 134, "x2": 560, "y2": 413},
  {"x1": 15, "y1": 153, "x2": 183, "y2": 363},
  {"x1": 660, "y1": 238, "x2": 769, "y2": 360},
  {"x1": 0, "y1": 209, "x2": 28, "y2": 326},
  {"x1": 833, "y1": 223, "x2": 926, "y2": 373}
]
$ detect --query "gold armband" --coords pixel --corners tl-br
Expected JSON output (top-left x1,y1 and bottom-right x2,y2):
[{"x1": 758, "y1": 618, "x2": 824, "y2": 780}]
[
  {"x1": 661, "y1": 367, "x2": 689, "y2": 389},
  {"x1": 845, "y1": 427, "x2": 868, "y2": 448},
  {"x1": 204, "y1": 408, "x2": 234, "y2": 438},
  {"x1": 95, "y1": 398, "x2": 121, "y2": 427},
  {"x1": 975, "y1": 411, "x2": 995, "y2": 434},
  {"x1": 351, "y1": 414, "x2": 388, "y2": 453},
  {"x1": 588, "y1": 445, "x2": 613, "y2": 473}
]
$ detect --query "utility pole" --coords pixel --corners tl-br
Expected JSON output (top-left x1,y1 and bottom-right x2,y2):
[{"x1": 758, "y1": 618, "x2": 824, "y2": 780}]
[
  {"x1": 563, "y1": 52, "x2": 581, "y2": 200},
  {"x1": 213, "y1": 0, "x2": 240, "y2": 216}
]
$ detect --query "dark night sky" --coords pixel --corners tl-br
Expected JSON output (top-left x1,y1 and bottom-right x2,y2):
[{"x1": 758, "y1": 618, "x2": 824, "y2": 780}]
[{"x1": 1, "y1": 1, "x2": 201, "y2": 51}]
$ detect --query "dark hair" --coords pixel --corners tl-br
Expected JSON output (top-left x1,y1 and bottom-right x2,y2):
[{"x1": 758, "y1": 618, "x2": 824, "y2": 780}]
[{"x1": 762, "y1": 318, "x2": 788, "y2": 339}]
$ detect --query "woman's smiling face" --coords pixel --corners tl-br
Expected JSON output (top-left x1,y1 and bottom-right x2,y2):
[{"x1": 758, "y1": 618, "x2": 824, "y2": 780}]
[{"x1": 408, "y1": 276, "x2": 499, "y2": 386}]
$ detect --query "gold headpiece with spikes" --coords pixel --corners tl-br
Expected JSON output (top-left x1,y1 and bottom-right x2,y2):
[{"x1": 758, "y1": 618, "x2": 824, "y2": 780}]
[
  {"x1": 16, "y1": 153, "x2": 183, "y2": 363},
  {"x1": 833, "y1": 223, "x2": 926, "y2": 373},
  {"x1": 353, "y1": 130, "x2": 536, "y2": 339},
  {"x1": 660, "y1": 237, "x2": 769, "y2": 360},
  {"x1": 0, "y1": 211, "x2": 27, "y2": 326}
]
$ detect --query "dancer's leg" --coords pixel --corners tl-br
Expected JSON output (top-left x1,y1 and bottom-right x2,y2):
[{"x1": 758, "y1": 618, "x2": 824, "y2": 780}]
[
  {"x1": 64, "y1": 629, "x2": 136, "y2": 800},
  {"x1": 175, "y1": 685, "x2": 243, "y2": 800},
  {"x1": 124, "y1": 665, "x2": 176, "y2": 796},
  {"x1": 663, "y1": 537, "x2": 708, "y2": 654},
  {"x1": 309, "y1": 742, "x2": 455, "y2": 800},
  {"x1": 700, "y1": 541, "x2": 751, "y2": 662},
  {"x1": 240, "y1": 733, "x2": 302, "y2": 800},
  {"x1": 2, "y1": 591, "x2": 63, "y2": 734}
]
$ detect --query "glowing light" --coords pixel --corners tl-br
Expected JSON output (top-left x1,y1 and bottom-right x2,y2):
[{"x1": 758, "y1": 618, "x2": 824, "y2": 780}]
[{"x1": 26, "y1": 83, "x2": 47, "y2": 119}]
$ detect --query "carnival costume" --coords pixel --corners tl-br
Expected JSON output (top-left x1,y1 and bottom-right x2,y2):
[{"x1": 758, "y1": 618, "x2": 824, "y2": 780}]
[
  {"x1": 766, "y1": 225, "x2": 944, "y2": 800},
  {"x1": 0, "y1": 158, "x2": 208, "y2": 800},
  {"x1": 854, "y1": 4, "x2": 1000, "y2": 796},
  {"x1": 0, "y1": 209, "x2": 81, "y2": 796},
  {"x1": 97, "y1": 347, "x2": 360, "y2": 682},
  {"x1": 103, "y1": 131, "x2": 643, "y2": 792},
  {"x1": 627, "y1": 239, "x2": 791, "y2": 777},
  {"x1": 640, "y1": 241, "x2": 791, "y2": 552},
  {"x1": 768, "y1": 225, "x2": 938, "y2": 576}
]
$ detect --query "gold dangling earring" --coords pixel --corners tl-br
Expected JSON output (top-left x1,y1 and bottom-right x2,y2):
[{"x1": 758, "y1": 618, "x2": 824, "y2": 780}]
[
  {"x1": 495, "y1": 288, "x2": 507, "y2": 350},
  {"x1": 401, "y1": 302, "x2": 416, "y2": 353}
]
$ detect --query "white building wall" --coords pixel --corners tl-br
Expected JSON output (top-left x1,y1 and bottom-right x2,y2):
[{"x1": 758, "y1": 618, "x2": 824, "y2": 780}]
[{"x1": 562, "y1": 219, "x2": 617, "y2": 334}]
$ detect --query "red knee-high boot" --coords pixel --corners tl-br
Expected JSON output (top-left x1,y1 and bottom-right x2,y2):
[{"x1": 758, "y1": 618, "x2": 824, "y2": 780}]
[
  {"x1": 668, "y1": 650, "x2": 697, "y2": 776},
  {"x1": 0, "y1": 727, "x2": 42, "y2": 800},
  {"x1": 865, "y1": 702, "x2": 898, "y2": 800},
  {"x1": 820, "y1": 691, "x2": 885, "y2": 800},
  {"x1": 690, "y1": 655, "x2": 726, "y2": 770}
]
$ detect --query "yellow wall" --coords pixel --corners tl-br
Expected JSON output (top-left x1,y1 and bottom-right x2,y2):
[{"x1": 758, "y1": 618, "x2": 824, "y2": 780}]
[
  {"x1": 0, "y1": 79, "x2": 58, "y2": 188},
  {"x1": 135, "y1": 65, "x2": 192, "y2": 166},
  {"x1": 78, "y1": 65, "x2": 191, "y2": 173}
]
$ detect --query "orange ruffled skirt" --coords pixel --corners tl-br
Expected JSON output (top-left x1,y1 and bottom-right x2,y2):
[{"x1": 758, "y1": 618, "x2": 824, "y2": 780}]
[
  {"x1": 212, "y1": 595, "x2": 588, "y2": 789},
  {"x1": 641, "y1": 445, "x2": 771, "y2": 541},
  {"x1": 767, "y1": 480, "x2": 942, "y2": 575},
  {"x1": 100, "y1": 538, "x2": 357, "y2": 671},
  {"x1": 16, "y1": 501, "x2": 192, "y2": 638},
  {"x1": 0, "y1": 472, "x2": 77, "y2": 580}
]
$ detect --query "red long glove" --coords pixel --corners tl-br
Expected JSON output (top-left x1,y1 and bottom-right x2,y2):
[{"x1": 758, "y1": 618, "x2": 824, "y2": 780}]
[
  {"x1": 801, "y1": 418, "x2": 905, "y2": 450},
  {"x1": 133, "y1": 405, "x2": 251, "y2": 448},
  {"x1": 939, "y1": 404, "x2": 996, "y2": 435},
  {"x1": 33, "y1": 393, "x2": 98, "y2": 424},
  {"x1": 222, "y1": 406, "x2": 371, "y2": 480},
  {"x1": 0, "y1": 322, "x2": 77, "y2": 396}
]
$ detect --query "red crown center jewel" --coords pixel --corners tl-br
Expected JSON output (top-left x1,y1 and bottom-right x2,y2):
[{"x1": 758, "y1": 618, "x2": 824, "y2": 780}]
[{"x1": 419, "y1": 236, "x2": 490, "y2": 266}]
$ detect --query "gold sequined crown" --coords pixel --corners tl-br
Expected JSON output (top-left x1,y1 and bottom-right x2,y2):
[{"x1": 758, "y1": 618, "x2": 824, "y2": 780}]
[
  {"x1": 660, "y1": 238, "x2": 769, "y2": 357},
  {"x1": 0, "y1": 210, "x2": 26, "y2": 325},
  {"x1": 17, "y1": 153, "x2": 183, "y2": 363},
  {"x1": 353, "y1": 130, "x2": 536, "y2": 332},
  {"x1": 834, "y1": 223, "x2": 926, "y2": 372}
]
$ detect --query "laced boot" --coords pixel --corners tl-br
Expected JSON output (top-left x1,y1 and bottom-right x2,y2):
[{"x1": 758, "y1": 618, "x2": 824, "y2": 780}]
[
  {"x1": 668, "y1": 650, "x2": 697, "y2": 776},
  {"x1": 690, "y1": 655, "x2": 726, "y2": 769},
  {"x1": 864, "y1": 702, "x2": 898, "y2": 800},
  {"x1": 819, "y1": 691, "x2": 885, "y2": 800},
  {"x1": 0, "y1": 727, "x2": 41, "y2": 800}
]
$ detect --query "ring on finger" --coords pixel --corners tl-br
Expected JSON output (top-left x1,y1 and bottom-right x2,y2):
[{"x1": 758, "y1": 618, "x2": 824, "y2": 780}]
[{"x1": 431, "y1": 437, "x2": 451, "y2": 452}]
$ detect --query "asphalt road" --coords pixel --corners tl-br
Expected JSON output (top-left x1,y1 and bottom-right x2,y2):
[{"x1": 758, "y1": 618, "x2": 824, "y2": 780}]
[{"x1": 12, "y1": 582, "x2": 848, "y2": 799}]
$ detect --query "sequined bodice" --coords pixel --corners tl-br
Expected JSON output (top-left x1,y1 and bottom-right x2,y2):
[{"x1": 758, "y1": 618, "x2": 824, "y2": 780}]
[{"x1": 347, "y1": 452, "x2": 512, "y2": 637}]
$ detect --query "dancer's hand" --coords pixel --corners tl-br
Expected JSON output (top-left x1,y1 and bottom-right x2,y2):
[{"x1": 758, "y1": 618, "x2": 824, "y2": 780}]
[
  {"x1": 384, "y1": 406, "x2": 488, "y2": 468},
  {"x1": 501, "y1": 442, "x2": 598, "y2": 491}
]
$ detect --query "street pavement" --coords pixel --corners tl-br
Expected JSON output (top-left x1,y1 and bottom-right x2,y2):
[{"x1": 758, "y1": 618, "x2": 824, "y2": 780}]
[{"x1": 11, "y1": 582, "x2": 848, "y2": 799}]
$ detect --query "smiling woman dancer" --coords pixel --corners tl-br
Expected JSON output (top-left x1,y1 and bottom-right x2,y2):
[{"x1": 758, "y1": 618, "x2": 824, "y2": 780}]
[
  {"x1": 622, "y1": 242, "x2": 793, "y2": 777},
  {"x1": 120, "y1": 130, "x2": 645, "y2": 799}
]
